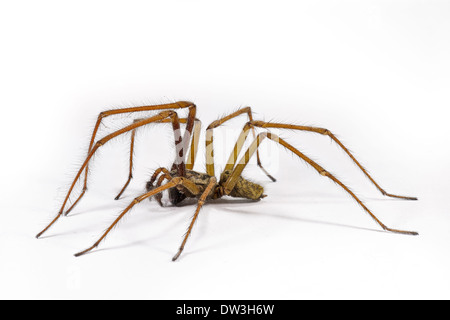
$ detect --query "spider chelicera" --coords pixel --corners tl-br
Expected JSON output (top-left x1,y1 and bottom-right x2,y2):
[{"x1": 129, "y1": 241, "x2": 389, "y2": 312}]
[{"x1": 36, "y1": 101, "x2": 418, "y2": 261}]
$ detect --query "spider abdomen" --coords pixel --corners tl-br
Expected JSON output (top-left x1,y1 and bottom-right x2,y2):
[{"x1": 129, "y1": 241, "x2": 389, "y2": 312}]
[{"x1": 219, "y1": 170, "x2": 265, "y2": 201}]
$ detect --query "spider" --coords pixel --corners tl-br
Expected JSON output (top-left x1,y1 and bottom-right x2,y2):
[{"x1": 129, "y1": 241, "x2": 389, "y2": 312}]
[{"x1": 36, "y1": 101, "x2": 418, "y2": 261}]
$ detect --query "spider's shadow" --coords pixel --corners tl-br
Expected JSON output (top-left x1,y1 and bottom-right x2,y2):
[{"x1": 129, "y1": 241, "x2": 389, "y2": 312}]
[
  {"x1": 219, "y1": 206, "x2": 385, "y2": 234},
  {"x1": 72, "y1": 198, "x2": 265, "y2": 257},
  {"x1": 173, "y1": 197, "x2": 261, "y2": 207},
  {"x1": 66, "y1": 202, "x2": 121, "y2": 217},
  {"x1": 77, "y1": 198, "x2": 390, "y2": 259}
]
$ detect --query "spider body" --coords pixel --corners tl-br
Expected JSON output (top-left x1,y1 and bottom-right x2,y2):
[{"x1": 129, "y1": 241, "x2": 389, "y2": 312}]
[
  {"x1": 36, "y1": 101, "x2": 418, "y2": 261},
  {"x1": 147, "y1": 170, "x2": 218, "y2": 206},
  {"x1": 146, "y1": 169, "x2": 266, "y2": 206},
  {"x1": 170, "y1": 170, "x2": 218, "y2": 203}
]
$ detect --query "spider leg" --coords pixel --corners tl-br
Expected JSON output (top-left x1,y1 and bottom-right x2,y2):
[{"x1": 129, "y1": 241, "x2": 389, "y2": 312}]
[
  {"x1": 165, "y1": 116, "x2": 202, "y2": 170},
  {"x1": 146, "y1": 167, "x2": 202, "y2": 206},
  {"x1": 65, "y1": 101, "x2": 197, "y2": 213},
  {"x1": 249, "y1": 121, "x2": 417, "y2": 201},
  {"x1": 36, "y1": 111, "x2": 180, "y2": 239},
  {"x1": 223, "y1": 122, "x2": 253, "y2": 173},
  {"x1": 206, "y1": 107, "x2": 275, "y2": 181},
  {"x1": 153, "y1": 171, "x2": 173, "y2": 206},
  {"x1": 147, "y1": 167, "x2": 172, "y2": 188},
  {"x1": 223, "y1": 132, "x2": 418, "y2": 236},
  {"x1": 74, "y1": 177, "x2": 183, "y2": 257},
  {"x1": 69, "y1": 111, "x2": 187, "y2": 210},
  {"x1": 185, "y1": 118, "x2": 202, "y2": 170},
  {"x1": 114, "y1": 117, "x2": 202, "y2": 200},
  {"x1": 172, "y1": 177, "x2": 217, "y2": 261},
  {"x1": 114, "y1": 119, "x2": 138, "y2": 201},
  {"x1": 152, "y1": 171, "x2": 202, "y2": 207}
]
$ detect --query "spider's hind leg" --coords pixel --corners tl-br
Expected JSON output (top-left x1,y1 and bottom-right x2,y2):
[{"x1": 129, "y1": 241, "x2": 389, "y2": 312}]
[
  {"x1": 250, "y1": 121, "x2": 417, "y2": 201},
  {"x1": 223, "y1": 132, "x2": 418, "y2": 236}
]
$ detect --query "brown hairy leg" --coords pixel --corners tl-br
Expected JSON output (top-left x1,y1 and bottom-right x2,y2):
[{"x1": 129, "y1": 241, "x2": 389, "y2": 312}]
[
  {"x1": 153, "y1": 171, "x2": 173, "y2": 206},
  {"x1": 225, "y1": 121, "x2": 417, "y2": 201},
  {"x1": 205, "y1": 107, "x2": 275, "y2": 181},
  {"x1": 147, "y1": 167, "x2": 172, "y2": 188},
  {"x1": 65, "y1": 101, "x2": 197, "y2": 214},
  {"x1": 223, "y1": 132, "x2": 418, "y2": 236},
  {"x1": 172, "y1": 176, "x2": 217, "y2": 261},
  {"x1": 185, "y1": 118, "x2": 202, "y2": 170},
  {"x1": 75, "y1": 177, "x2": 203, "y2": 257},
  {"x1": 250, "y1": 121, "x2": 417, "y2": 201},
  {"x1": 36, "y1": 111, "x2": 182, "y2": 239},
  {"x1": 74, "y1": 176, "x2": 202, "y2": 257},
  {"x1": 114, "y1": 117, "x2": 202, "y2": 200},
  {"x1": 113, "y1": 119, "x2": 138, "y2": 201}
]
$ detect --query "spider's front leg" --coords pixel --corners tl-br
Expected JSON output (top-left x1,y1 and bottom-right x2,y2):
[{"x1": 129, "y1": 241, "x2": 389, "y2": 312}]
[
  {"x1": 64, "y1": 101, "x2": 197, "y2": 214},
  {"x1": 74, "y1": 178, "x2": 182, "y2": 257},
  {"x1": 74, "y1": 176, "x2": 203, "y2": 258},
  {"x1": 114, "y1": 116, "x2": 202, "y2": 200},
  {"x1": 146, "y1": 168, "x2": 173, "y2": 206},
  {"x1": 36, "y1": 111, "x2": 184, "y2": 239},
  {"x1": 172, "y1": 177, "x2": 217, "y2": 261}
]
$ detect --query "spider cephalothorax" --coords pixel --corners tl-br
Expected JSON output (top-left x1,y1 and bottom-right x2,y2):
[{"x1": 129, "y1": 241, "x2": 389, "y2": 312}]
[
  {"x1": 146, "y1": 170, "x2": 219, "y2": 206},
  {"x1": 36, "y1": 101, "x2": 418, "y2": 261}
]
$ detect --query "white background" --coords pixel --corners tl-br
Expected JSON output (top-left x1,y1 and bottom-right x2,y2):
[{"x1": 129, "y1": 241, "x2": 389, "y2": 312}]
[{"x1": 1, "y1": 0, "x2": 449, "y2": 300}]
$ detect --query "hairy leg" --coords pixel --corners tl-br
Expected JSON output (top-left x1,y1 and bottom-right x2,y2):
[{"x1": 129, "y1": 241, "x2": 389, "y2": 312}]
[
  {"x1": 75, "y1": 177, "x2": 180, "y2": 256},
  {"x1": 223, "y1": 132, "x2": 418, "y2": 236},
  {"x1": 250, "y1": 121, "x2": 416, "y2": 200},
  {"x1": 66, "y1": 102, "x2": 197, "y2": 213},
  {"x1": 36, "y1": 111, "x2": 180, "y2": 239},
  {"x1": 152, "y1": 171, "x2": 173, "y2": 206},
  {"x1": 172, "y1": 176, "x2": 217, "y2": 261},
  {"x1": 114, "y1": 117, "x2": 202, "y2": 200},
  {"x1": 74, "y1": 176, "x2": 204, "y2": 257},
  {"x1": 114, "y1": 119, "x2": 138, "y2": 201},
  {"x1": 205, "y1": 107, "x2": 275, "y2": 181},
  {"x1": 225, "y1": 120, "x2": 417, "y2": 200}
]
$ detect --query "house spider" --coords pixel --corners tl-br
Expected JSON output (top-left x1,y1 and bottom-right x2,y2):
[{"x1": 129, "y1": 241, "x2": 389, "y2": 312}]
[{"x1": 36, "y1": 101, "x2": 418, "y2": 261}]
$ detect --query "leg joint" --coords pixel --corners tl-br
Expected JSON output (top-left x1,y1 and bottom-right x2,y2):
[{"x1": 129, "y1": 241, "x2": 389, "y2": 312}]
[
  {"x1": 96, "y1": 140, "x2": 105, "y2": 147},
  {"x1": 206, "y1": 121, "x2": 220, "y2": 130},
  {"x1": 248, "y1": 120, "x2": 265, "y2": 128}
]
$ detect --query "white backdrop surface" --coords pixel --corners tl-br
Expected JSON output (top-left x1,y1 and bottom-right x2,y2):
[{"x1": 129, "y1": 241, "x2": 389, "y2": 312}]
[{"x1": 1, "y1": 0, "x2": 449, "y2": 299}]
